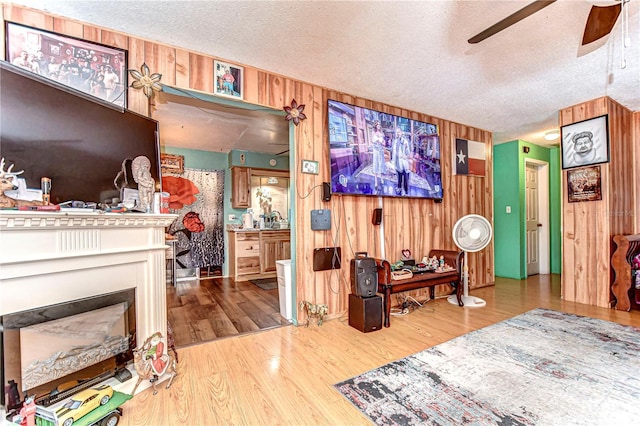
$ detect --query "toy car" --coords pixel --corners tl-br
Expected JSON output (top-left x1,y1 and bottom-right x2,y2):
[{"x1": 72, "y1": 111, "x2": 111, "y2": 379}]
[{"x1": 55, "y1": 384, "x2": 113, "y2": 426}]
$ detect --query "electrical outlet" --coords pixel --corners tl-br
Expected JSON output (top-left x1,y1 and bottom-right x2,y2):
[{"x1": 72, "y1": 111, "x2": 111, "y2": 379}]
[{"x1": 228, "y1": 214, "x2": 237, "y2": 221}]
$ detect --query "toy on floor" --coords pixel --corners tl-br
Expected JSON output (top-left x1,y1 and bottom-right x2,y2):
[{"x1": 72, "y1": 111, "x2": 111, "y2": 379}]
[
  {"x1": 131, "y1": 332, "x2": 178, "y2": 395},
  {"x1": 299, "y1": 301, "x2": 328, "y2": 327}
]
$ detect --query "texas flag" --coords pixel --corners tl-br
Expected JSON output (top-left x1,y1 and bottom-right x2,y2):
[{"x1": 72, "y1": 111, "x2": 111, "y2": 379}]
[{"x1": 454, "y1": 138, "x2": 486, "y2": 176}]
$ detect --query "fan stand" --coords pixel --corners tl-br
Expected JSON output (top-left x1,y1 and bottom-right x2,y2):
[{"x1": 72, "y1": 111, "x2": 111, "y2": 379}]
[{"x1": 447, "y1": 251, "x2": 486, "y2": 308}]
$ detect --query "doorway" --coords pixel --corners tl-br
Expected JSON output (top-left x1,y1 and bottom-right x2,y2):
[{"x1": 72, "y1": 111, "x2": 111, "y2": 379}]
[
  {"x1": 525, "y1": 159, "x2": 550, "y2": 275},
  {"x1": 151, "y1": 87, "x2": 295, "y2": 347}
]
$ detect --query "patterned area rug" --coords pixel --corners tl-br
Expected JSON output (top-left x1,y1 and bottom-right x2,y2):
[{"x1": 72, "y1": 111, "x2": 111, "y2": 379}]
[{"x1": 335, "y1": 308, "x2": 640, "y2": 425}]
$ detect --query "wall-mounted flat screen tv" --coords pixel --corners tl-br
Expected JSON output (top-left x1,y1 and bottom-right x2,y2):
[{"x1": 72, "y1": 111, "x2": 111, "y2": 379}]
[
  {"x1": 328, "y1": 99, "x2": 442, "y2": 199},
  {"x1": 0, "y1": 61, "x2": 160, "y2": 206}
]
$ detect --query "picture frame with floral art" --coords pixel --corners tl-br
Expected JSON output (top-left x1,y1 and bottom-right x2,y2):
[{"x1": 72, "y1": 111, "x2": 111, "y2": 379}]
[
  {"x1": 5, "y1": 21, "x2": 128, "y2": 108},
  {"x1": 213, "y1": 60, "x2": 243, "y2": 100}
]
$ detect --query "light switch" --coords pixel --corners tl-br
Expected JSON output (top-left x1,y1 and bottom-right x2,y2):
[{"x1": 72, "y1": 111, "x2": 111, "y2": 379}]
[{"x1": 506, "y1": 206, "x2": 511, "y2": 214}]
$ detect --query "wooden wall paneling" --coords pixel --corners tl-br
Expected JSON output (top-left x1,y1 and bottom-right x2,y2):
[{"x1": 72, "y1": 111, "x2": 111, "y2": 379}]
[
  {"x1": 3, "y1": 5, "x2": 52, "y2": 29},
  {"x1": 189, "y1": 53, "x2": 213, "y2": 93},
  {"x1": 560, "y1": 98, "x2": 612, "y2": 308},
  {"x1": 243, "y1": 67, "x2": 259, "y2": 104},
  {"x1": 3, "y1": 3, "x2": 496, "y2": 318},
  {"x1": 98, "y1": 30, "x2": 128, "y2": 50},
  {"x1": 267, "y1": 74, "x2": 287, "y2": 109},
  {"x1": 127, "y1": 37, "x2": 149, "y2": 117},
  {"x1": 256, "y1": 71, "x2": 269, "y2": 105},
  {"x1": 53, "y1": 18, "x2": 83, "y2": 38},
  {"x1": 606, "y1": 98, "x2": 634, "y2": 235},
  {"x1": 143, "y1": 43, "x2": 177, "y2": 87},
  {"x1": 635, "y1": 112, "x2": 640, "y2": 234},
  {"x1": 174, "y1": 48, "x2": 190, "y2": 89},
  {"x1": 82, "y1": 26, "x2": 100, "y2": 43}
]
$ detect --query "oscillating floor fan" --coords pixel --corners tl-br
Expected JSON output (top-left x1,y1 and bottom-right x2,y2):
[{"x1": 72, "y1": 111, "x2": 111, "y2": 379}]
[{"x1": 447, "y1": 214, "x2": 492, "y2": 308}]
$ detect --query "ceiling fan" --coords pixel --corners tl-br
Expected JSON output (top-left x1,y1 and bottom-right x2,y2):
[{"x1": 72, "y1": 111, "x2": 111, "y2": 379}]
[{"x1": 468, "y1": 0, "x2": 625, "y2": 46}]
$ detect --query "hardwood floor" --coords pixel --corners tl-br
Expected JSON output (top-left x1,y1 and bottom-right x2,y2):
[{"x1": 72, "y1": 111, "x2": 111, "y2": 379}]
[
  {"x1": 123, "y1": 275, "x2": 640, "y2": 425},
  {"x1": 167, "y1": 276, "x2": 290, "y2": 347}
]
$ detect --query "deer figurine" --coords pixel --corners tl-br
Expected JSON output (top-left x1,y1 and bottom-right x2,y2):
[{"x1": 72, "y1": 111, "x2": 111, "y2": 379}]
[{"x1": 0, "y1": 158, "x2": 43, "y2": 208}]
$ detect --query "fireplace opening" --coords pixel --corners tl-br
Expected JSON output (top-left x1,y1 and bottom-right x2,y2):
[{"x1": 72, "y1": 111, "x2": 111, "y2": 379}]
[{"x1": 1, "y1": 288, "x2": 136, "y2": 414}]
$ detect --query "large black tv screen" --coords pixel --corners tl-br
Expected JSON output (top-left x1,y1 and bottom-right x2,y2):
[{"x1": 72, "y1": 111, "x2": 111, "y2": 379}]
[
  {"x1": 0, "y1": 61, "x2": 160, "y2": 206},
  {"x1": 328, "y1": 100, "x2": 442, "y2": 199}
]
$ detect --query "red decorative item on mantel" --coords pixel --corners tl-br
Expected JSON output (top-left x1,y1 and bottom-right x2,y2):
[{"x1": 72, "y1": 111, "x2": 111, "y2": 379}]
[{"x1": 283, "y1": 99, "x2": 307, "y2": 125}]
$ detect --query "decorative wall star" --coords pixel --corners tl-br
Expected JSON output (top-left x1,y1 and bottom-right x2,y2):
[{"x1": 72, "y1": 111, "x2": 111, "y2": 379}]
[
  {"x1": 283, "y1": 99, "x2": 307, "y2": 125},
  {"x1": 128, "y1": 63, "x2": 163, "y2": 98}
]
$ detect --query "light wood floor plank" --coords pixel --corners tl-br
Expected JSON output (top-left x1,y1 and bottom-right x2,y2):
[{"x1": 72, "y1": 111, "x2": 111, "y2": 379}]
[{"x1": 122, "y1": 275, "x2": 640, "y2": 425}]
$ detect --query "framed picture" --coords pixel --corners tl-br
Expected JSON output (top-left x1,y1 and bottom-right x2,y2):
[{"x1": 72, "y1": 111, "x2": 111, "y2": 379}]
[
  {"x1": 567, "y1": 165, "x2": 602, "y2": 203},
  {"x1": 301, "y1": 160, "x2": 319, "y2": 175},
  {"x1": 160, "y1": 154, "x2": 185, "y2": 174},
  {"x1": 561, "y1": 114, "x2": 609, "y2": 169},
  {"x1": 214, "y1": 60, "x2": 243, "y2": 100},
  {"x1": 5, "y1": 21, "x2": 127, "y2": 108}
]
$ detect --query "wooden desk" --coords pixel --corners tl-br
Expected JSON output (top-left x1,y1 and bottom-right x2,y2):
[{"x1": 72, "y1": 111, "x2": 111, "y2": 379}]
[{"x1": 375, "y1": 252, "x2": 463, "y2": 327}]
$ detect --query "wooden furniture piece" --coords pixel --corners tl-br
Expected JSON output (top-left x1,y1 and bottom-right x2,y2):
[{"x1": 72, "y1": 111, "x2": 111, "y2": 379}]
[
  {"x1": 611, "y1": 234, "x2": 640, "y2": 311},
  {"x1": 229, "y1": 229, "x2": 291, "y2": 281},
  {"x1": 261, "y1": 230, "x2": 291, "y2": 273},
  {"x1": 231, "y1": 167, "x2": 251, "y2": 209},
  {"x1": 375, "y1": 249, "x2": 463, "y2": 327}
]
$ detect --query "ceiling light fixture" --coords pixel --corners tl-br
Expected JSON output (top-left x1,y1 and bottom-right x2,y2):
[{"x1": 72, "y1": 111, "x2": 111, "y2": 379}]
[{"x1": 544, "y1": 130, "x2": 560, "y2": 141}]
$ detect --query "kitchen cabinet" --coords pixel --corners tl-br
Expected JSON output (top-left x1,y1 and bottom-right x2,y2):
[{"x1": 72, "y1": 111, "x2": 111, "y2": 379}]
[
  {"x1": 261, "y1": 231, "x2": 291, "y2": 273},
  {"x1": 229, "y1": 230, "x2": 290, "y2": 280},
  {"x1": 229, "y1": 231, "x2": 261, "y2": 279},
  {"x1": 231, "y1": 167, "x2": 251, "y2": 209}
]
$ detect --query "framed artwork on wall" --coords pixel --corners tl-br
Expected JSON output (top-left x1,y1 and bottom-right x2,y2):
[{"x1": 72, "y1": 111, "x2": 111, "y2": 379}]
[
  {"x1": 214, "y1": 60, "x2": 243, "y2": 100},
  {"x1": 560, "y1": 114, "x2": 609, "y2": 169},
  {"x1": 160, "y1": 154, "x2": 185, "y2": 174},
  {"x1": 567, "y1": 165, "x2": 602, "y2": 203},
  {"x1": 5, "y1": 21, "x2": 128, "y2": 108}
]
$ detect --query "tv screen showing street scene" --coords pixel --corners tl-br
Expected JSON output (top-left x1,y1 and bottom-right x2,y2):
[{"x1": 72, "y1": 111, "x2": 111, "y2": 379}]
[{"x1": 328, "y1": 99, "x2": 442, "y2": 199}]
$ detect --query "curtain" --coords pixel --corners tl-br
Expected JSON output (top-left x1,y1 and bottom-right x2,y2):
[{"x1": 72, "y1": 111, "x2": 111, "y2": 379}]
[{"x1": 163, "y1": 168, "x2": 224, "y2": 269}]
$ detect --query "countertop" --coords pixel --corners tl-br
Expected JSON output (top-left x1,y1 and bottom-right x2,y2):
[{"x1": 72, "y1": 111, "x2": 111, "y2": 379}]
[{"x1": 228, "y1": 228, "x2": 290, "y2": 232}]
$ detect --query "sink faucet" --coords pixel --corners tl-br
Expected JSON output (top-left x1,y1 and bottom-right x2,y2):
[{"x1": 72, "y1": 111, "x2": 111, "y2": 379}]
[{"x1": 271, "y1": 211, "x2": 282, "y2": 221}]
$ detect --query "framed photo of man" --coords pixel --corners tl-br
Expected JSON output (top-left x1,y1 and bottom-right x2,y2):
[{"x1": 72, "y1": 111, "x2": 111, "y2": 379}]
[
  {"x1": 214, "y1": 60, "x2": 243, "y2": 100},
  {"x1": 5, "y1": 21, "x2": 127, "y2": 108},
  {"x1": 560, "y1": 114, "x2": 609, "y2": 169}
]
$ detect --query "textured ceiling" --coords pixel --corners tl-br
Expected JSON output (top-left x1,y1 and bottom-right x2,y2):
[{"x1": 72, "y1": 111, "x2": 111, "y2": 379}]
[{"x1": 11, "y1": 0, "x2": 640, "y2": 153}]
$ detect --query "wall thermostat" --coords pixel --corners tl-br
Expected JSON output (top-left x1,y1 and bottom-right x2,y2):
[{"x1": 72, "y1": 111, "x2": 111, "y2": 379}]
[{"x1": 311, "y1": 209, "x2": 331, "y2": 230}]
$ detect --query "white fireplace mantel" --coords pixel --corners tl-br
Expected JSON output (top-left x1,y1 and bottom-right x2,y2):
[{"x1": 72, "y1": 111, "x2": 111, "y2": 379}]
[{"x1": 0, "y1": 211, "x2": 177, "y2": 344}]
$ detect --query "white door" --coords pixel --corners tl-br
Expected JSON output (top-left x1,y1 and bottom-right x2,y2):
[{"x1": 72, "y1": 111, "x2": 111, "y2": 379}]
[{"x1": 525, "y1": 163, "x2": 540, "y2": 275}]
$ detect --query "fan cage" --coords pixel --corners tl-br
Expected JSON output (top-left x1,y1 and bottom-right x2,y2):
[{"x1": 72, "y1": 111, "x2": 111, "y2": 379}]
[{"x1": 453, "y1": 214, "x2": 492, "y2": 253}]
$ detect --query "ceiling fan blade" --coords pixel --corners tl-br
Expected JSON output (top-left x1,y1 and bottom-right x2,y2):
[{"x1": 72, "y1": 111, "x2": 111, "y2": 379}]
[
  {"x1": 582, "y1": 3, "x2": 622, "y2": 45},
  {"x1": 468, "y1": 0, "x2": 557, "y2": 44}
]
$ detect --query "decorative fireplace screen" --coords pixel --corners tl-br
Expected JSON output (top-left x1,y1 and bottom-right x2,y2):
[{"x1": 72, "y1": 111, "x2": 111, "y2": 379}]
[{"x1": 1, "y1": 288, "x2": 136, "y2": 411}]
